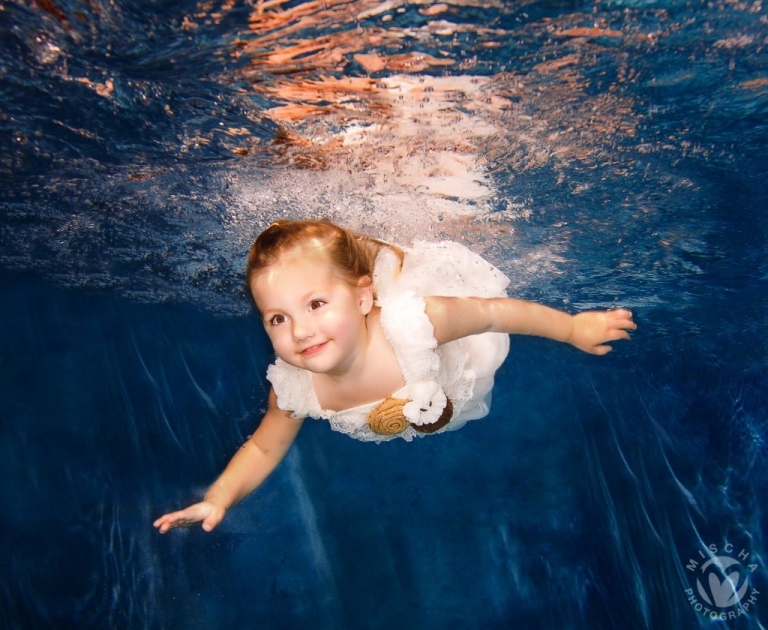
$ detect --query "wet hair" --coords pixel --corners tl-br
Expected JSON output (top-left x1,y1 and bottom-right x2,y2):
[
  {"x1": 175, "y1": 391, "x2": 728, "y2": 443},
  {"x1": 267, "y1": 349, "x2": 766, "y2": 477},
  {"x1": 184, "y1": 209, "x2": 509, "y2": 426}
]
[{"x1": 246, "y1": 219, "x2": 403, "y2": 301}]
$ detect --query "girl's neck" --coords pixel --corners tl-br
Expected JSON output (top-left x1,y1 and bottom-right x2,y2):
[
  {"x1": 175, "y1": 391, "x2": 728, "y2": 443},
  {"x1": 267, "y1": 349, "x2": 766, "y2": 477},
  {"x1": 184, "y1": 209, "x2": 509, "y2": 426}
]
[{"x1": 312, "y1": 308, "x2": 405, "y2": 411}]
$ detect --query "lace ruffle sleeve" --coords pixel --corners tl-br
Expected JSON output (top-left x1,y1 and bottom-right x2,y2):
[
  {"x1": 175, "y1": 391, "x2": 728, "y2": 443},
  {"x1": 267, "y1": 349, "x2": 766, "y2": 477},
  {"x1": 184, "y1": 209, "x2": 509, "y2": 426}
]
[
  {"x1": 266, "y1": 359, "x2": 321, "y2": 420},
  {"x1": 378, "y1": 290, "x2": 438, "y2": 383}
]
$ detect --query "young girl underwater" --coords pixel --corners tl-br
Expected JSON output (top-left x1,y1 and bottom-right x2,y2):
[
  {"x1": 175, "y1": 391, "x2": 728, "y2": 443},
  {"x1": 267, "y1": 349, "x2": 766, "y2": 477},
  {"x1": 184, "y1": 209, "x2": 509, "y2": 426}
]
[{"x1": 154, "y1": 219, "x2": 636, "y2": 533}]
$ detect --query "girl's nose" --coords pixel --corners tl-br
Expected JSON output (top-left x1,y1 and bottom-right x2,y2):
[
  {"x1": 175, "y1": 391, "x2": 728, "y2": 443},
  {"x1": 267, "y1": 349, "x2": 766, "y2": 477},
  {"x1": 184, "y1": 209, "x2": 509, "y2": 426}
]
[{"x1": 292, "y1": 317, "x2": 314, "y2": 342}]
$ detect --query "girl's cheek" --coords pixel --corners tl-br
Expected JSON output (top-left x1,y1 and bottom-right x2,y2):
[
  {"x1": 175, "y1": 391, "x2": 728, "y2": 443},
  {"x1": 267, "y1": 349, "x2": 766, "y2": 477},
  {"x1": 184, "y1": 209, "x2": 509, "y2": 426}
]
[
  {"x1": 267, "y1": 328, "x2": 285, "y2": 347},
  {"x1": 274, "y1": 329, "x2": 289, "y2": 345}
]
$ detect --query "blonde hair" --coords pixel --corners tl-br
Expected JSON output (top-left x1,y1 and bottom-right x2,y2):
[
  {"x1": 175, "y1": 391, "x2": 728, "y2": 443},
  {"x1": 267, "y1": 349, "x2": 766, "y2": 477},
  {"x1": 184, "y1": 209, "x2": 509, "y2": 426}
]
[{"x1": 246, "y1": 219, "x2": 403, "y2": 300}]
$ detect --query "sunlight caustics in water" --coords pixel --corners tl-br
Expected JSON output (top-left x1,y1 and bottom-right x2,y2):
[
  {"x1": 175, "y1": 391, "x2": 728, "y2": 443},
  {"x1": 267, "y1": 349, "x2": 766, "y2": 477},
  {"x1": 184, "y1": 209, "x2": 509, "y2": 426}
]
[
  {"x1": 1, "y1": 0, "x2": 768, "y2": 627},
  {"x1": 7, "y1": 0, "x2": 765, "y2": 306}
]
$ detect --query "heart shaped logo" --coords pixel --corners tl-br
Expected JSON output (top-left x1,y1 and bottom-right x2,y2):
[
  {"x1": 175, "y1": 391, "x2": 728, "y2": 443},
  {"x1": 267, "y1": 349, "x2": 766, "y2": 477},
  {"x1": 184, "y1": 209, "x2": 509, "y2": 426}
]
[{"x1": 696, "y1": 556, "x2": 750, "y2": 608}]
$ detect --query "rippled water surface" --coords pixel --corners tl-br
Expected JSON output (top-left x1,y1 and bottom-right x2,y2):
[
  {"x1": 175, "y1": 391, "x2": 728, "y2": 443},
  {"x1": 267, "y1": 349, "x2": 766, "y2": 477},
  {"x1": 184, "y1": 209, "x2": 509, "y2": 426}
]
[{"x1": 1, "y1": 0, "x2": 767, "y2": 627}]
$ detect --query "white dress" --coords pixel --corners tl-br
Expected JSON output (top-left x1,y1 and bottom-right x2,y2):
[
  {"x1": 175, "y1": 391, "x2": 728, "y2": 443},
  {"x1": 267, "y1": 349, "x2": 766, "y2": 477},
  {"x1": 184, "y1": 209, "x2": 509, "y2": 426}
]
[{"x1": 266, "y1": 241, "x2": 511, "y2": 443}]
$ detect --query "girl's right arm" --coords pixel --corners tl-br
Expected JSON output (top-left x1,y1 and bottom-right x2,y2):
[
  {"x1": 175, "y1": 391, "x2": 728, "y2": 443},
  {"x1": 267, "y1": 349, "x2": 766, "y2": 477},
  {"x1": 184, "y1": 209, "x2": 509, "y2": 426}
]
[
  {"x1": 425, "y1": 296, "x2": 636, "y2": 355},
  {"x1": 153, "y1": 388, "x2": 303, "y2": 534}
]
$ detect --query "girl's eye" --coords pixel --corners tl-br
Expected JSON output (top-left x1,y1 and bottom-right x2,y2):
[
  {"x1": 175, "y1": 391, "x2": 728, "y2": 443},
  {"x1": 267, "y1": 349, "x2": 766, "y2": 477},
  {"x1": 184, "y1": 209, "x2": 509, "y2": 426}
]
[
  {"x1": 309, "y1": 300, "x2": 326, "y2": 311},
  {"x1": 268, "y1": 314, "x2": 286, "y2": 326}
]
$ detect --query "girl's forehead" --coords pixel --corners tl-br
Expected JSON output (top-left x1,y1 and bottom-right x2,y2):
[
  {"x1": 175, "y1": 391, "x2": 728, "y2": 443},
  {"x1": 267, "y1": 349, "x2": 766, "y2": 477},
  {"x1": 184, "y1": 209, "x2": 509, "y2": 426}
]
[
  {"x1": 251, "y1": 252, "x2": 335, "y2": 295},
  {"x1": 278, "y1": 243, "x2": 328, "y2": 266}
]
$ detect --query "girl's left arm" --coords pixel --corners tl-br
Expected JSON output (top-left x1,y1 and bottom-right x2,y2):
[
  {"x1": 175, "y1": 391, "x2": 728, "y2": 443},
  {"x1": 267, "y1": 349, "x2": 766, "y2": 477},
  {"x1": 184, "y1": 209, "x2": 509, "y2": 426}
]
[{"x1": 424, "y1": 296, "x2": 636, "y2": 355}]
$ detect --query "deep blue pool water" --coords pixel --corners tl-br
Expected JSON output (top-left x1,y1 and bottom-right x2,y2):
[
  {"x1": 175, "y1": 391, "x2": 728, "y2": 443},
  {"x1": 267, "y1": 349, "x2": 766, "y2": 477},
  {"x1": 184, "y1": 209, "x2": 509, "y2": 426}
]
[{"x1": 2, "y1": 0, "x2": 768, "y2": 628}]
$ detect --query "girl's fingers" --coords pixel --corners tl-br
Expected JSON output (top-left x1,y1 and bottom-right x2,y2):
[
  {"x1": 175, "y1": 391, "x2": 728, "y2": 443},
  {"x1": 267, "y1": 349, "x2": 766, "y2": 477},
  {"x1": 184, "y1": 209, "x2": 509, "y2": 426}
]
[
  {"x1": 609, "y1": 309, "x2": 637, "y2": 330},
  {"x1": 154, "y1": 511, "x2": 192, "y2": 533}
]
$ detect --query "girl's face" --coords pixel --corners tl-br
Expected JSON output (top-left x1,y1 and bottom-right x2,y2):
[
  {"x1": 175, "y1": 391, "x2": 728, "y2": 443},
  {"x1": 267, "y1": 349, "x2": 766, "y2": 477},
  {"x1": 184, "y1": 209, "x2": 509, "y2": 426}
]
[{"x1": 250, "y1": 254, "x2": 373, "y2": 377}]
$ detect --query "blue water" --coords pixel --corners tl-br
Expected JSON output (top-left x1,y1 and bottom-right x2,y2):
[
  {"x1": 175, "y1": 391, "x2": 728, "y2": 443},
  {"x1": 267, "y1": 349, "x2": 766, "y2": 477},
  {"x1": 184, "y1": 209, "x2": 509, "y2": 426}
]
[{"x1": 2, "y1": 0, "x2": 768, "y2": 627}]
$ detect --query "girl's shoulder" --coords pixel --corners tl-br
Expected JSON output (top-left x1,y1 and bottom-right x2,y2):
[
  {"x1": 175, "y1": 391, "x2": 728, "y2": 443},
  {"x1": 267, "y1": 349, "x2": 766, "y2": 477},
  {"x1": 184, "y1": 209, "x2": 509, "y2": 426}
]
[
  {"x1": 372, "y1": 241, "x2": 506, "y2": 385},
  {"x1": 266, "y1": 360, "x2": 320, "y2": 420}
]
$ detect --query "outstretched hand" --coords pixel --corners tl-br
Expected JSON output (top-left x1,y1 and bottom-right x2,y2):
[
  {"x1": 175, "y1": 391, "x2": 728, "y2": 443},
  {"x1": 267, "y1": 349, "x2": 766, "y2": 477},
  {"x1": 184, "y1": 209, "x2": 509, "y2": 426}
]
[
  {"x1": 153, "y1": 501, "x2": 225, "y2": 534},
  {"x1": 568, "y1": 308, "x2": 636, "y2": 355}
]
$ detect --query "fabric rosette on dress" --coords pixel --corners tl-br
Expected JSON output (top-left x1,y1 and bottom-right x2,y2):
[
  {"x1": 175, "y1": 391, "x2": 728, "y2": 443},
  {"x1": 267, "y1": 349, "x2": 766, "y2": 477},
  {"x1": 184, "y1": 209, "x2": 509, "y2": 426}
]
[{"x1": 403, "y1": 381, "x2": 447, "y2": 426}]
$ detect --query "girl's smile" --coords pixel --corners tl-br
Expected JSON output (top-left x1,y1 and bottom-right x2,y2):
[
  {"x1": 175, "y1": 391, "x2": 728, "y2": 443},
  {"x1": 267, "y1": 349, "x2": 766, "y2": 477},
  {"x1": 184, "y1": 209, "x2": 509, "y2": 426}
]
[{"x1": 300, "y1": 341, "x2": 328, "y2": 357}]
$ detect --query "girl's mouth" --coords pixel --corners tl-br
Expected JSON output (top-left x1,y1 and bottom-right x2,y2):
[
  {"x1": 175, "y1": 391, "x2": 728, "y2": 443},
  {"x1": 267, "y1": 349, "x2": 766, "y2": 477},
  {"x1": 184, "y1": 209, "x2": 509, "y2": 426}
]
[{"x1": 300, "y1": 341, "x2": 327, "y2": 357}]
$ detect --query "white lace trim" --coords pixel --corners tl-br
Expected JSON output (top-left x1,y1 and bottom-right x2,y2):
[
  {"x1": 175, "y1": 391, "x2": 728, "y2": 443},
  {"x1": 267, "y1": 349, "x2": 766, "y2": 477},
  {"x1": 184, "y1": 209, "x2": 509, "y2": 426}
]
[{"x1": 266, "y1": 361, "x2": 319, "y2": 420}]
